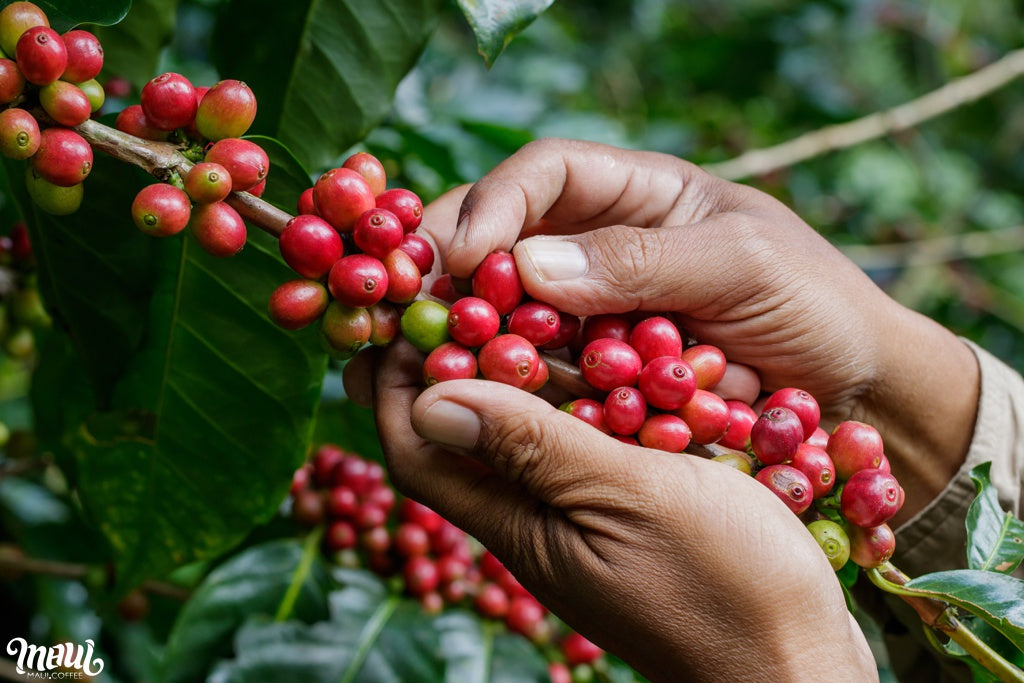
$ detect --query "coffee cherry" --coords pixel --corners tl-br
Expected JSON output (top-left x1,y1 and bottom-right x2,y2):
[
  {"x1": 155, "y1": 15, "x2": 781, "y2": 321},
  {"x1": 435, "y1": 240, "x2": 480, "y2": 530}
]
[
  {"x1": 398, "y1": 232, "x2": 435, "y2": 276},
  {"x1": 291, "y1": 487, "x2": 325, "y2": 526},
  {"x1": 711, "y1": 449, "x2": 755, "y2": 475},
  {"x1": 353, "y1": 207, "x2": 403, "y2": 259},
  {"x1": 187, "y1": 201, "x2": 246, "y2": 257},
  {"x1": 477, "y1": 334, "x2": 541, "y2": 389},
  {"x1": 24, "y1": 166, "x2": 81, "y2": 215},
  {"x1": 579, "y1": 338, "x2": 642, "y2": 391},
  {"x1": 474, "y1": 582, "x2": 509, "y2": 619},
  {"x1": 324, "y1": 520, "x2": 357, "y2": 552},
  {"x1": 507, "y1": 301, "x2": 560, "y2": 346},
  {"x1": 297, "y1": 187, "x2": 316, "y2": 215},
  {"x1": 538, "y1": 312, "x2": 581, "y2": 351},
  {"x1": 341, "y1": 151, "x2": 386, "y2": 196},
  {"x1": 381, "y1": 248, "x2": 421, "y2": 304},
  {"x1": 16, "y1": 25, "x2": 65, "y2": 85},
  {"x1": 59, "y1": 29, "x2": 102, "y2": 83},
  {"x1": 195, "y1": 79, "x2": 257, "y2": 140},
  {"x1": 447, "y1": 296, "x2": 500, "y2": 348},
  {"x1": 637, "y1": 356, "x2": 697, "y2": 410},
  {"x1": 0, "y1": 58, "x2": 24, "y2": 103},
  {"x1": 366, "y1": 301, "x2": 401, "y2": 346},
  {"x1": 328, "y1": 254, "x2": 388, "y2": 308},
  {"x1": 0, "y1": 107, "x2": 39, "y2": 159},
  {"x1": 399, "y1": 498, "x2": 445, "y2": 534},
  {"x1": 131, "y1": 183, "x2": 191, "y2": 237},
  {"x1": 423, "y1": 341, "x2": 477, "y2": 385},
  {"x1": 0, "y1": 2, "x2": 47, "y2": 56},
  {"x1": 429, "y1": 274, "x2": 461, "y2": 303},
  {"x1": 755, "y1": 464, "x2": 813, "y2": 515},
  {"x1": 506, "y1": 595, "x2": 549, "y2": 642},
  {"x1": 472, "y1": 251, "x2": 524, "y2": 315},
  {"x1": 637, "y1": 413, "x2": 692, "y2": 453},
  {"x1": 115, "y1": 104, "x2": 169, "y2": 141},
  {"x1": 826, "y1": 420, "x2": 884, "y2": 480},
  {"x1": 326, "y1": 485, "x2": 358, "y2": 518},
  {"x1": 140, "y1": 71, "x2": 196, "y2": 131},
  {"x1": 313, "y1": 167, "x2": 375, "y2": 232},
  {"x1": 183, "y1": 161, "x2": 233, "y2": 204},
  {"x1": 403, "y1": 556, "x2": 440, "y2": 597},
  {"x1": 789, "y1": 442, "x2": 836, "y2": 499},
  {"x1": 268, "y1": 279, "x2": 329, "y2": 330},
  {"x1": 334, "y1": 454, "x2": 373, "y2": 494},
  {"x1": 848, "y1": 523, "x2": 895, "y2": 568},
  {"x1": 279, "y1": 214, "x2": 344, "y2": 279},
  {"x1": 204, "y1": 138, "x2": 269, "y2": 192},
  {"x1": 840, "y1": 468, "x2": 902, "y2": 528},
  {"x1": 32, "y1": 127, "x2": 92, "y2": 186},
  {"x1": 806, "y1": 426, "x2": 829, "y2": 449},
  {"x1": 549, "y1": 662, "x2": 572, "y2": 683},
  {"x1": 676, "y1": 389, "x2": 730, "y2": 444},
  {"x1": 374, "y1": 188, "x2": 422, "y2": 233},
  {"x1": 749, "y1": 406, "x2": 804, "y2": 465},
  {"x1": 400, "y1": 300, "x2": 452, "y2": 353},
  {"x1": 394, "y1": 522, "x2": 431, "y2": 557},
  {"x1": 39, "y1": 79, "x2": 91, "y2": 126},
  {"x1": 319, "y1": 301, "x2": 372, "y2": 358},
  {"x1": 560, "y1": 398, "x2": 611, "y2": 434},
  {"x1": 681, "y1": 344, "x2": 727, "y2": 390},
  {"x1": 806, "y1": 519, "x2": 850, "y2": 571},
  {"x1": 116, "y1": 588, "x2": 150, "y2": 623},
  {"x1": 629, "y1": 316, "x2": 683, "y2": 364},
  {"x1": 522, "y1": 357, "x2": 549, "y2": 393},
  {"x1": 562, "y1": 632, "x2": 604, "y2": 667},
  {"x1": 603, "y1": 386, "x2": 647, "y2": 436},
  {"x1": 763, "y1": 388, "x2": 820, "y2": 441},
  {"x1": 581, "y1": 313, "x2": 632, "y2": 346},
  {"x1": 718, "y1": 400, "x2": 758, "y2": 451}
]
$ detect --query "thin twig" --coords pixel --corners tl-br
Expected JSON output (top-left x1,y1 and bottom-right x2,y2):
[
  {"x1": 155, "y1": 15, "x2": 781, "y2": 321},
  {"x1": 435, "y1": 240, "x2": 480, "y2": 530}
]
[
  {"x1": 839, "y1": 225, "x2": 1024, "y2": 271},
  {"x1": 704, "y1": 48, "x2": 1024, "y2": 181}
]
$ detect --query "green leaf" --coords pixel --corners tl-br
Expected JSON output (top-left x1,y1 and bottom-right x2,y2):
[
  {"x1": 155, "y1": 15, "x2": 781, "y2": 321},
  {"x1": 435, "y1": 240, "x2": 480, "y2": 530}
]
[
  {"x1": 905, "y1": 570, "x2": 1024, "y2": 651},
  {"x1": 436, "y1": 610, "x2": 550, "y2": 682},
  {"x1": 210, "y1": 0, "x2": 445, "y2": 171},
  {"x1": 93, "y1": 0, "x2": 178, "y2": 88},
  {"x1": 967, "y1": 462, "x2": 1024, "y2": 574},
  {"x1": 454, "y1": 0, "x2": 556, "y2": 67},
  {"x1": 161, "y1": 538, "x2": 332, "y2": 683},
  {"x1": 0, "y1": 0, "x2": 131, "y2": 32}
]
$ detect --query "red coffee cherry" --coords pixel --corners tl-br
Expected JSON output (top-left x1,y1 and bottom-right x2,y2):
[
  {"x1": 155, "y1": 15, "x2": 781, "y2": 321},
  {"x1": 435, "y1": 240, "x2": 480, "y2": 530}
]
[
  {"x1": 0, "y1": 2, "x2": 48, "y2": 57},
  {"x1": 183, "y1": 161, "x2": 233, "y2": 204},
  {"x1": 680, "y1": 344, "x2": 727, "y2": 390},
  {"x1": 189, "y1": 201, "x2": 247, "y2": 257},
  {"x1": 755, "y1": 464, "x2": 813, "y2": 515},
  {"x1": 603, "y1": 386, "x2": 647, "y2": 436},
  {"x1": 473, "y1": 582, "x2": 509, "y2": 619},
  {"x1": 472, "y1": 250, "x2": 524, "y2": 315},
  {"x1": 718, "y1": 400, "x2": 758, "y2": 451},
  {"x1": 523, "y1": 357, "x2": 549, "y2": 393},
  {"x1": 507, "y1": 301, "x2": 561, "y2": 346},
  {"x1": 267, "y1": 279, "x2": 329, "y2": 331},
  {"x1": 326, "y1": 485, "x2": 358, "y2": 518},
  {"x1": 840, "y1": 468, "x2": 902, "y2": 528},
  {"x1": 579, "y1": 338, "x2": 642, "y2": 391},
  {"x1": 562, "y1": 632, "x2": 604, "y2": 667},
  {"x1": 324, "y1": 519, "x2": 357, "y2": 552},
  {"x1": 32, "y1": 127, "x2": 92, "y2": 186},
  {"x1": 762, "y1": 387, "x2": 820, "y2": 441},
  {"x1": 328, "y1": 254, "x2": 388, "y2": 308},
  {"x1": 131, "y1": 183, "x2": 191, "y2": 237},
  {"x1": 629, "y1": 315, "x2": 683, "y2": 365},
  {"x1": 398, "y1": 232, "x2": 435, "y2": 276},
  {"x1": 366, "y1": 301, "x2": 401, "y2": 346},
  {"x1": 381, "y1": 248, "x2": 421, "y2": 304},
  {"x1": 39, "y1": 80, "x2": 90, "y2": 126},
  {"x1": 423, "y1": 341, "x2": 478, "y2": 385},
  {"x1": 0, "y1": 107, "x2": 39, "y2": 159},
  {"x1": 826, "y1": 420, "x2": 884, "y2": 480},
  {"x1": 313, "y1": 167, "x2": 375, "y2": 232},
  {"x1": 319, "y1": 301, "x2": 372, "y2": 358},
  {"x1": 581, "y1": 313, "x2": 632, "y2": 346},
  {"x1": 353, "y1": 207, "x2": 403, "y2": 259},
  {"x1": 341, "y1": 151, "x2": 386, "y2": 196},
  {"x1": 506, "y1": 595, "x2": 549, "y2": 642},
  {"x1": 749, "y1": 406, "x2": 804, "y2": 466},
  {"x1": 195, "y1": 79, "x2": 257, "y2": 140},
  {"x1": 477, "y1": 334, "x2": 541, "y2": 389},
  {"x1": 16, "y1": 26, "x2": 66, "y2": 85},
  {"x1": 560, "y1": 397, "x2": 611, "y2": 434},
  {"x1": 637, "y1": 413, "x2": 692, "y2": 453},
  {"x1": 675, "y1": 389, "x2": 730, "y2": 445},
  {"x1": 115, "y1": 104, "x2": 169, "y2": 141},
  {"x1": 393, "y1": 522, "x2": 431, "y2": 558},
  {"x1": 204, "y1": 138, "x2": 269, "y2": 192},
  {"x1": 848, "y1": 523, "x2": 896, "y2": 568},
  {"x1": 637, "y1": 356, "x2": 697, "y2": 410},
  {"x1": 291, "y1": 488, "x2": 325, "y2": 527},
  {"x1": 538, "y1": 312, "x2": 581, "y2": 351},
  {"x1": 374, "y1": 187, "x2": 422, "y2": 233},
  {"x1": 279, "y1": 214, "x2": 344, "y2": 279},
  {"x1": 789, "y1": 442, "x2": 836, "y2": 499},
  {"x1": 140, "y1": 71, "x2": 197, "y2": 131},
  {"x1": 60, "y1": 29, "x2": 103, "y2": 83},
  {"x1": 0, "y1": 58, "x2": 25, "y2": 103},
  {"x1": 447, "y1": 296, "x2": 500, "y2": 348},
  {"x1": 297, "y1": 187, "x2": 317, "y2": 215}
]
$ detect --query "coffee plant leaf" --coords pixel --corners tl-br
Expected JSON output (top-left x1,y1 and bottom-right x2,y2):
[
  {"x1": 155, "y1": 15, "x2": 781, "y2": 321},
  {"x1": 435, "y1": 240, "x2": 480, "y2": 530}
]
[
  {"x1": 3, "y1": 0, "x2": 132, "y2": 32},
  {"x1": 966, "y1": 462, "x2": 1024, "y2": 574},
  {"x1": 455, "y1": 0, "x2": 557, "y2": 67},
  {"x1": 92, "y1": 0, "x2": 177, "y2": 88}
]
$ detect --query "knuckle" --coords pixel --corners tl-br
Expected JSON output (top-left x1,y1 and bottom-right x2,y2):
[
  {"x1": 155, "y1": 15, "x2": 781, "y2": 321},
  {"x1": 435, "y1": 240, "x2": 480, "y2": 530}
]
[{"x1": 479, "y1": 415, "x2": 548, "y2": 487}]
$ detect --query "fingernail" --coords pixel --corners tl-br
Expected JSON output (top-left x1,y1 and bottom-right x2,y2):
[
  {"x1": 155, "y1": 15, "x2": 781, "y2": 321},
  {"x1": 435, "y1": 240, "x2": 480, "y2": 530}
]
[
  {"x1": 417, "y1": 399, "x2": 481, "y2": 450},
  {"x1": 517, "y1": 237, "x2": 588, "y2": 282}
]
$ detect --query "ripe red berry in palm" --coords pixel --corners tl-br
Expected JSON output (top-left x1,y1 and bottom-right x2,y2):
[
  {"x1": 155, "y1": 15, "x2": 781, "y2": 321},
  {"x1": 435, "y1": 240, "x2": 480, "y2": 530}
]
[
  {"x1": 560, "y1": 398, "x2": 611, "y2": 434},
  {"x1": 637, "y1": 413, "x2": 691, "y2": 453},
  {"x1": 60, "y1": 29, "x2": 103, "y2": 83},
  {"x1": 762, "y1": 387, "x2": 820, "y2": 440},
  {"x1": 381, "y1": 248, "x2": 422, "y2": 304},
  {"x1": 676, "y1": 389, "x2": 730, "y2": 444},
  {"x1": 16, "y1": 26, "x2": 65, "y2": 85},
  {"x1": 538, "y1": 312, "x2": 581, "y2": 350},
  {"x1": 789, "y1": 442, "x2": 836, "y2": 499},
  {"x1": 353, "y1": 207, "x2": 403, "y2": 258},
  {"x1": 841, "y1": 468, "x2": 902, "y2": 527},
  {"x1": 826, "y1": 420, "x2": 884, "y2": 480},
  {"x1": 320, "y1": 302, "x2": 372, "y2": 358},
  {"x1": 423, "y1": 341, "x2": 477, "y2": 385},
  {"x1": 681, "y1": 343, "x2": 727, "y2": 390},
  {"x1": 637, "y1": 356, "x2": 697, "y2": 410},
  {"x1": 366, "y1": 302, "x2": 401, "y2": 346},
  {"x1": 472, "y1": 251, "x2": 524, "y2": 315},
  {"x1": 749, "y1": 406, "x2": 804, "y2": 465},
  {"x1": 718, "y1": 399, "x2": 758, "y2": 451},
  {"x1": 342, "y1": 151, "x2": 386, "y2": 196},
  {"x1": 190, "y1": 201, "x2": 247, "y2": 257},
  {"x1": 313, "y1": 167, "x2": 375, "y2": 232},
  {"x1": 629, "y1": 315, "x2": 683, "y2": 364},
  {"x1": 478, "y1": 334, "x2": 541, "y2": 389},
  {"x1": 204, "y1": 138, "x2": 269, "y2": 192},
  {"x1": 195, "y1": 79, "x2": 257, "y2": 140},
  {"x1": 279, "y1": 214, "x2": 344, "y2": 279},
  {"x1": 267, "y1": 279, "x2": 329, "y2": 330},
  {"x1": 579, "y1": 338, "x2": 642, "y2": 391},
  {"x1": 32, "y1": 127, "x2": 92, "y2": 186},
  {"x1": 755, "y1": 464, "x2": 813, "y2": 515},
  {"x1": 581, "y1": 313, "x2": 632, "y2": 346},
  {"x1": 329, "y1": 254, "x2": 388, "y2": 308},
  {"x1": 507, "y1": 301, "x2": 560, "y2": 346},
  {"x1": 375, "y1": 188, "x2": 422, "y2": 233},
  {"x1": 447, "y1": 296, "x2": 500, "y2": 348},
  {"x1": 399, "y1": 232, "x2": 435, "y2": 276},
  {"x1": 184, "y1": 161, "x2": 233, "y2": 204},
  {"x1": 603, "y1": 386, "x2": 647, "y2": 436},
  {"x1": 131, "y1": 183, "x2": 191, "y2": 237},
  {"x1": 140, "y1": 71, "x2": 197, "y2": 130}
]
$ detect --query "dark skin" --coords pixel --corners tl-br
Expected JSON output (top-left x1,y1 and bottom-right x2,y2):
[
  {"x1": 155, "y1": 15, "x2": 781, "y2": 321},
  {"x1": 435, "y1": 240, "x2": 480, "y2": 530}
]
[{"x1": 346, "y1": 138, "x2": 980, "y2": 681}]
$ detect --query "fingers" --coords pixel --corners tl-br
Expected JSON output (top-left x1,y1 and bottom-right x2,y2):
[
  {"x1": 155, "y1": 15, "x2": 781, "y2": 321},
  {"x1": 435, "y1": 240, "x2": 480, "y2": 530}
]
[{"x1": 445, "y1": 138, "x2": 731, "y2": 278}]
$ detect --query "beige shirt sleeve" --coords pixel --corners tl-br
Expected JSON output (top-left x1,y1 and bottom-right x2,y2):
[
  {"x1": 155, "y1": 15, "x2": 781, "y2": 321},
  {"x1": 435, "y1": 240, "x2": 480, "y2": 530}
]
[{"x1": 893, "y1": 339, "x2": 1024, "y2": 577}]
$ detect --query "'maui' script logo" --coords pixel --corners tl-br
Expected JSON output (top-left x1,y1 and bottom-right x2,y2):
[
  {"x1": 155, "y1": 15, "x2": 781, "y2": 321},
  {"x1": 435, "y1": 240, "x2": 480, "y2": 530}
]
[{"x1": 6, "y1": 638, "x2": 105, "y2": 677}]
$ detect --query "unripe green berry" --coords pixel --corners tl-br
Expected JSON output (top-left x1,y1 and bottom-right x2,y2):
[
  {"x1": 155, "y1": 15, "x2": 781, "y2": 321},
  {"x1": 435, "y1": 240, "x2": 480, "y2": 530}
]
[
  {"x1": 24, "y1": 166, "x2": 82, "y2": 215},
  {"x1": 806, "y1": 519, "x2": 851, "y2": 571},
  {"x1": 400, "y1": 299, "x2": 451, "y2": 353}
]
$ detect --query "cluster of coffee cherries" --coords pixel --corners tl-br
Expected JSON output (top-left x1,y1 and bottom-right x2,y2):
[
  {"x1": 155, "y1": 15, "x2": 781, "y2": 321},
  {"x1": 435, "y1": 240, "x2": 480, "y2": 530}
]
[
  {"x1": 289, "y1": 443, "x2": 606, "y2": 680},
  {"x1": 0, "y1": 221, "x2": 47, "y2": 360},
  {"x1": 402, "y1": 250, "x2": 903, "y2": 572},
  {"x1": 121, "y1": 71, "x2": 266, "y2": 258},
  {"x1": 0, "y1": 2, "x2": 105, "y2": 215},
  {"x1": 266, "y1": 152, "x2": 435, "y2": 361}
]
